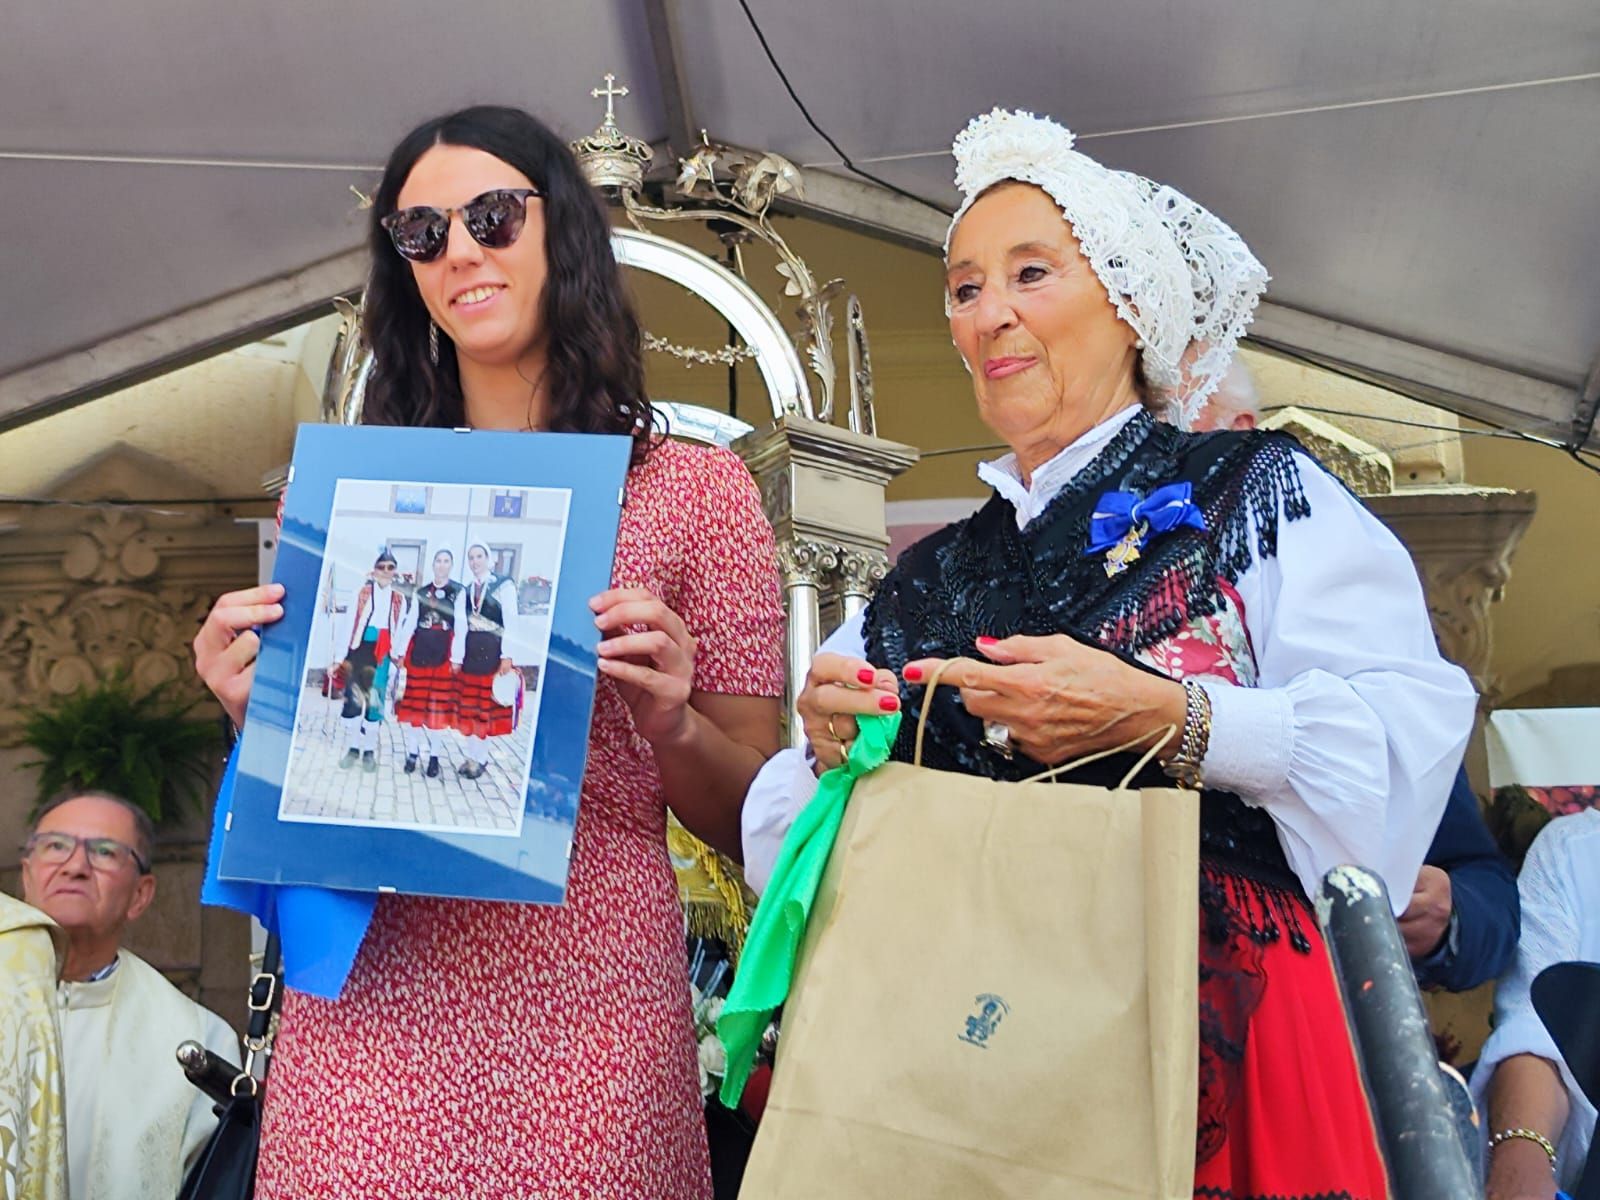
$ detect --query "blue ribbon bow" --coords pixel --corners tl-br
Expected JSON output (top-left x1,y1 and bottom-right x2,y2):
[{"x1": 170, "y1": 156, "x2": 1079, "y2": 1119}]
[{"x1": 1085, "y1": 482, "x2": 1207, "y2": 556}]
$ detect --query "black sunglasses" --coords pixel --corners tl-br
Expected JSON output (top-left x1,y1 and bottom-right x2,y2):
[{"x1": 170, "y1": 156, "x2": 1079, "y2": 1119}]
[{"x1": 380, "y1": 187, "x2": 541, "y2": 263}]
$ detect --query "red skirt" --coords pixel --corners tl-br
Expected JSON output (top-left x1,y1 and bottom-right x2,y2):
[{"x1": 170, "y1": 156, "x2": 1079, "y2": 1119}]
[
  {"x1": 456, "y1": 671, "x2": 515, "y2": 738},
  {"x1": 1193, "y1": 870, "x2": 1390, "y2": 1199},
  {"x1": 394, "y1": 660, "x2": 457, "y2": 730}
]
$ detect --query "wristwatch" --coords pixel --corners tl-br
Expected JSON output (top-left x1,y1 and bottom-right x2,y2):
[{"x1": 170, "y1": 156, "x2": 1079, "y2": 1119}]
[{"x1": 1162, "y1": 680, "x2": 1212, "y2": 790}]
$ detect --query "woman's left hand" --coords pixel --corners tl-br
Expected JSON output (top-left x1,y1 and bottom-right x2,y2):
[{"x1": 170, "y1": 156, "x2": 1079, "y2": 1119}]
[
  {"x1": 903, "y1": 634, "x2": 1186, "y2": 766},
  {"x1": 591, "y1": 586, "x2": 698, "y2": 745}
]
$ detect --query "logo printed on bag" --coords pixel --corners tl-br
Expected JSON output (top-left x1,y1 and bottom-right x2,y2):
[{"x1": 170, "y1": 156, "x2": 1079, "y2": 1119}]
[{"x1": 958, "y1": 993, "x2": 1010, "y2": 1048}]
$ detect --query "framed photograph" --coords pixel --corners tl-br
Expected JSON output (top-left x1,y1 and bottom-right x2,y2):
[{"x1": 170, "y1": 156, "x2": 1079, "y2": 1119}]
[{"x1": 218, "y1": 424, "x2": 632, "y2": 903}]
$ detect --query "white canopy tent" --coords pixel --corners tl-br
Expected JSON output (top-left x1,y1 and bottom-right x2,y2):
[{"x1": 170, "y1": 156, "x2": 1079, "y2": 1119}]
[{"x1": 2, "y1": 0, "x2": 1596, "y2": 448}]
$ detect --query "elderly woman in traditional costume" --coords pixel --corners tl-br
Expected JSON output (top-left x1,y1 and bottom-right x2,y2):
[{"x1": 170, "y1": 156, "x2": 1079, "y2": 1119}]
[{"x1": 743, "y1": 110, "x2": 1476, "y2": 1198}]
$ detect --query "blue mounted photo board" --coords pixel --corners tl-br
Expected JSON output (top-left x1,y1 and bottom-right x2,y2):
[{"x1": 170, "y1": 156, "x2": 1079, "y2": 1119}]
[{"x1": 218, "y1": 424, "x2": 631, "y2": 902}]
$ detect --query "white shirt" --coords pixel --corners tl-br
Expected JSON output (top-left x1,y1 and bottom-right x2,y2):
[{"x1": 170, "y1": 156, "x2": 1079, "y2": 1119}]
[
  {"x1": 741, "y1": 406, "x2": 1476, "y2": 913},
  {"x1": 58, "y1": 950, "x2": 239, "y2": 1200},
  {"x1": 1470, "y1": 808, "x2": 1600, "y2": 1189}
]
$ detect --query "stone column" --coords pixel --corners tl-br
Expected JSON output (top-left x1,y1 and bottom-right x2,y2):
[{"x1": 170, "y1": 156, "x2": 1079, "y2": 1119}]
[{"x1": 775, "y1": 540, "x2": 838, "y2": 747}]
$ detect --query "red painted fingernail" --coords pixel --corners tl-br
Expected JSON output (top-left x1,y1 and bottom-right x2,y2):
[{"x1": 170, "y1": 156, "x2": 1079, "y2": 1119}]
[
  {"x1": 857, "y1": 668, "x2": 875, "y2": 685},
  {"x1": 903, "y1": 664, "x2": 924, "y2": 682},
  {"x1": 878, "y1": 694, "x2": 900, "y2": 712},
  {"x1": 976, "y1": 636, "x2": 998, "y2": 647}
]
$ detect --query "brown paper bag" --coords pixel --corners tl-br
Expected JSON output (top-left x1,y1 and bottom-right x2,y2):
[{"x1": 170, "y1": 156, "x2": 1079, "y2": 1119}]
[{"x1": 740, "y1": 723, "x2": 1199, "y2": 1199}]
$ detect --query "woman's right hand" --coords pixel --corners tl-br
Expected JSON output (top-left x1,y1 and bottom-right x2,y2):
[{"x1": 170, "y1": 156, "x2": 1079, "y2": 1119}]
[
  {"x1": 192, "y1": 583, "x2": 285, "y2": 728},
  {"x1": 796, "y1": 652, "x2": 900, "y2": 776}
]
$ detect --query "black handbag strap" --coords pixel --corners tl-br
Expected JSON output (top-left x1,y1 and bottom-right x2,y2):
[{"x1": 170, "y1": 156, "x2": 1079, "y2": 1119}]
[{"x1": 243, "y1": 932, "x2": 283, "y2": 1079}]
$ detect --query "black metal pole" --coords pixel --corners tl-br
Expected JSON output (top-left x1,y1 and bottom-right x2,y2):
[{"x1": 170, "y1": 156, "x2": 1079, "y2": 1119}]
[{"x1": 1317, "y1": 865, "x2": 1480, "y2": 1198}]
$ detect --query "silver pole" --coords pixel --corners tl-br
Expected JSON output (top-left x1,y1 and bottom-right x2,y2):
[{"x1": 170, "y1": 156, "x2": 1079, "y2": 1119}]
[
  {"x1": 785, "y1": 579, "x2": 821, "y2": 750},
  {"x1": 777, "y1": 541, "x2": 836, "y2": 749}
]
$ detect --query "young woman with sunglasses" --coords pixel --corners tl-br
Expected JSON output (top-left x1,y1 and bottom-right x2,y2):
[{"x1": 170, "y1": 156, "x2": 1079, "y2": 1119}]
[{"x1": 191, "y1": 106, "x2": 785, "y2": 1198}]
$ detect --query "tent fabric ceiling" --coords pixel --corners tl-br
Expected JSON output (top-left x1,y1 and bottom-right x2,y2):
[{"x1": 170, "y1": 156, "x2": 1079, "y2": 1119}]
[{"x1": 3, "y1": 0, "x2": 1597, "y2": 446}]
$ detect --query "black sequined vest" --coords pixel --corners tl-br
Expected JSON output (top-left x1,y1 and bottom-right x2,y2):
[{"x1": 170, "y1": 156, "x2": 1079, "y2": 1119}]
[{"x1": 866, "y1": 409, "x2": 1312, "y2": 886}]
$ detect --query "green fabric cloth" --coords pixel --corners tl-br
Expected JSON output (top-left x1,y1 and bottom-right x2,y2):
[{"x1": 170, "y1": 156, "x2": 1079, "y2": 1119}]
[{"x1": 717, "y1": 711, "x2": 902, "y2": 1108}]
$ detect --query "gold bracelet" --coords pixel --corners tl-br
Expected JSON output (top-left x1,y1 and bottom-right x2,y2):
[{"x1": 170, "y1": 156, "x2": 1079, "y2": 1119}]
[
  {"x1": 1163, "y1": 680, "x2": 1213, "y2": 790},
  {"x1": 1488, "y1": 1127, "x2": 1557, "y2": 1171}
]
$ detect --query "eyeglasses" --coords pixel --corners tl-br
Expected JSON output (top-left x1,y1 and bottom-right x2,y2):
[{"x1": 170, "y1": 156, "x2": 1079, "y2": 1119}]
[
  {"x1": 23, "y1": 831, "x2": 150, "y2": 875},
  {"x1": 380, "y1": 187, "x2": 541, "y2": 263},
  {"x1": 374, "y1": 563, "x2": 397, "y2": 572}
]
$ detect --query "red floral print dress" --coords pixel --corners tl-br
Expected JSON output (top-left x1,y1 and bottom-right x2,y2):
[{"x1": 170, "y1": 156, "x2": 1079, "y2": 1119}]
[{"x1": 254, "y1": 440, "x2": 785, "y2": 1199}]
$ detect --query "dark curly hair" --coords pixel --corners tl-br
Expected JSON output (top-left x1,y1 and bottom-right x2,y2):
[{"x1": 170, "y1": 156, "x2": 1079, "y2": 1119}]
[{"x1": 362, "y1": 106, "x2": 653, "y2": 459}]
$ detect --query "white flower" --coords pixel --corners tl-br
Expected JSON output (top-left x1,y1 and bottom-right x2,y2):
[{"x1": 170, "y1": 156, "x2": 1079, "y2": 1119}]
[
  {"x1": 698, "y1": 1032, "x2": 727, "y2": 1080},
  {"x1": 702, "y1": 997, "x2": 724, "y2": 1027},
  {"x1": 698, "y1": 1053, "x2": 711, "y2": 1097}
]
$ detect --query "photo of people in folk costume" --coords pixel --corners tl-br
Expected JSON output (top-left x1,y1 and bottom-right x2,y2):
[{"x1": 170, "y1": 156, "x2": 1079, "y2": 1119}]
[{"x1": 274, "y1": 478, "x2": 567, "y2": 837}]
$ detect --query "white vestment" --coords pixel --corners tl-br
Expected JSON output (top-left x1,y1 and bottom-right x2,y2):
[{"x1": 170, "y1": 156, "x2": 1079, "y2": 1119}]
[
  {"x1": 58, "y1": 952, "x2": 238, "y2": 1200},
  {"x1": 0, "y1": 894, "x2": 67, "y2": 1200}
]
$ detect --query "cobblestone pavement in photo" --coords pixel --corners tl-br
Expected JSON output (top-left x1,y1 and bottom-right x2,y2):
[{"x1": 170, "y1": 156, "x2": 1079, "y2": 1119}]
[{"x1": 279, "y1": 691, "x2": 534, "y2": 834}]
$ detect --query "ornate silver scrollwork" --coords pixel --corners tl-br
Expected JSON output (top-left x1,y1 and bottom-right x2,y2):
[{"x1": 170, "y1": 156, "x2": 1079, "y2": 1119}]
[
  {"x1": 776, "y1": 539, "x2": 842, "y2": 589},
  {"x1": 568, "y1": 82, "x2": 847, "y2": 426},
  {"x1": 321, "y1": 295, "x2": 372, "y2": 426},
  {"x1": 836, "y1": 548, "x2": 889, "y2": 597},
  {"x1": 622, "y1": 135, "x2": 842, "y2": 425},
  {"x1": 845, "y1": 295, "x2": 876, "y2": 437},
  {"x1": 835, "y1": 548, "x2": 889, "y2": 624}
]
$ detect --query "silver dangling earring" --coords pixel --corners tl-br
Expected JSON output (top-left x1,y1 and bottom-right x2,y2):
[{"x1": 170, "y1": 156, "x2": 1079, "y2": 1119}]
[{"x1": 428, "y1": 320, "x2": 440, "y2": 365}]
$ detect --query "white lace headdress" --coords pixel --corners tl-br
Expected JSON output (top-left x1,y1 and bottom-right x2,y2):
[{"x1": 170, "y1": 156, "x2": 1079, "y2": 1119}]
[{"x1": 946, "y1": 108, "x2": 1269, "y2": 427}]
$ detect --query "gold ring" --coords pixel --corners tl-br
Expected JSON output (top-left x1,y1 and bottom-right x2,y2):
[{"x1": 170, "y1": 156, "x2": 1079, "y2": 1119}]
[{"x1": 827, "y1": 714, "x2": 850, "y2": 744}]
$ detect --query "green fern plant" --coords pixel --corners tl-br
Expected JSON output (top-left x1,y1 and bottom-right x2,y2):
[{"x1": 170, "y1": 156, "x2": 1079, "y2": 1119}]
[{"x1": 18, "y1": 673, "x2": 221, "y2": 824}]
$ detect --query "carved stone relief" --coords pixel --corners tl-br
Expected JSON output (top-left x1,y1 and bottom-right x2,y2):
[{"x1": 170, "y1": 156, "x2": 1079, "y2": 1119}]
[
  {"x1": 1366, "y1": 489, "x2": 1537, "y2": 702},
  {"x1": 0, "y1": 467, "x2": 256, "y2": 730}
]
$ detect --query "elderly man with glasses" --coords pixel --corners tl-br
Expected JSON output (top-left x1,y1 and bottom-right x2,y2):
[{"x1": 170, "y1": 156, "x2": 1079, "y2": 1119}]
[{"x1": 19, "y1": 790, "x2": 237, "y2": 1200}]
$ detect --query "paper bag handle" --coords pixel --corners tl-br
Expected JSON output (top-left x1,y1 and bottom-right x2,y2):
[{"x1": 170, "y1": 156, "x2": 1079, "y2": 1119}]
[
  {"x1": 912, "y1": 657, "x2": 1176, "y2": 790},
  {"x1": 911, "y1": 656, "x2": 980, "y2": 767},
  {"x1": 1022, "y1": 724, "x2": 1178, "y2": 790}
]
